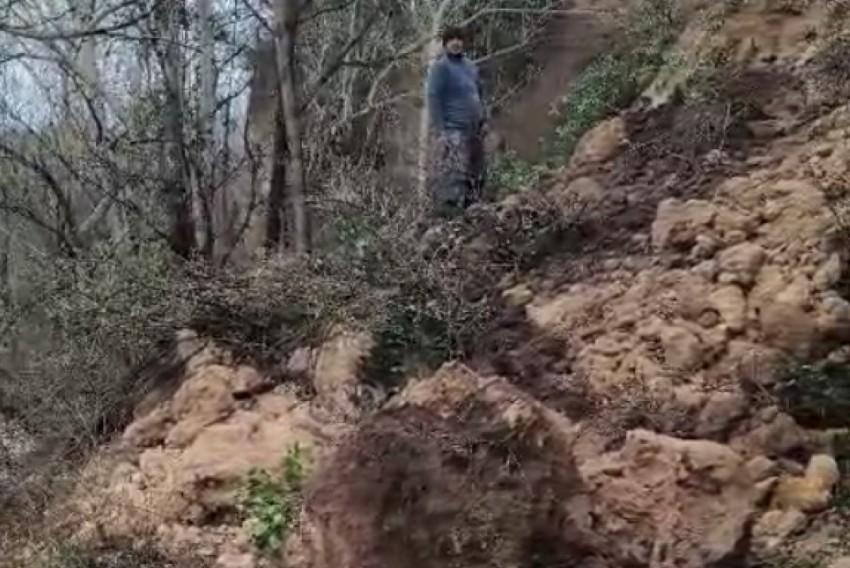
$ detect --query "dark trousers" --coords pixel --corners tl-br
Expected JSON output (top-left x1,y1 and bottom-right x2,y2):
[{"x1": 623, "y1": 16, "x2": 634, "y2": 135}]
[{"x1": 432, "y1": 128, "x2": 486, "y2": 216}]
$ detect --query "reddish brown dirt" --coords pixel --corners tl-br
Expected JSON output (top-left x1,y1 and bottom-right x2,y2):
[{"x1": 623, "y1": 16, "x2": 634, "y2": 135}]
[{"x1": 296, "y1": 379, "x2": 597, "y2": 568}]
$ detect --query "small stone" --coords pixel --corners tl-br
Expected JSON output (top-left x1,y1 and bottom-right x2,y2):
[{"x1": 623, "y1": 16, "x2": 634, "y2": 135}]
[
  {"x1": 724, "y1": 230, "x2": 748, "y2": 246},
  {"x1": 659, "y1": 324, "x2": 704, "y2": 371},
  {"x1": 216, "y1": 553, "x2": 256, "y2": 568},
  {"x1": 696, "y1": 391, "x2": 748, "y2": 439},
  {"x1": 674, "y1": 385, "x2": 708, "y2": 410},
  {"x1": 747, "y1": 456, "x2": 779, "y2": 482},
  {"x1": 708, "y1": 285, "x2": 747, "y2": 333},
  {"x1": 753, "y1": 509, "x2": 808, "y2": 551},
  {"x1": 806, "y1": 454, "x2": 840, "y2": 491},
  {"x1": 772, "y1": 475, "x2": 831, "y2": 512},
  {"x1": 693, "y1": 260, "x2": 719, "y2": 281},
  {"x1": 718, "y1": 242, "x2": 766, "y2": 287},
  {"x1": 693, "y1": 234, "x2": 720, "y2": 259},
  {"x1": 503, "y1": 284, "x2": 534, "y2": 307},
  {"x1": 698, "y1": 310, "x2": 721, "y2": 328}
]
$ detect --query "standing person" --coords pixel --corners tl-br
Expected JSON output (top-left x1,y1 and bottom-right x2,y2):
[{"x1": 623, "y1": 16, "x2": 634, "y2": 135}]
[{"x1": 426, "y1": 26, "x2": 487, "y2": 216}]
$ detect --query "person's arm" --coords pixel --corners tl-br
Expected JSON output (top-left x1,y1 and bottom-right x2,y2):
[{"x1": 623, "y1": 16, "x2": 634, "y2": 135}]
[
  {"x1": 474, "y1": 63, "x2": 488, "y2": 128},
  {"x1": 426, "y1": 60, "x2": 446, "y2": 133}
]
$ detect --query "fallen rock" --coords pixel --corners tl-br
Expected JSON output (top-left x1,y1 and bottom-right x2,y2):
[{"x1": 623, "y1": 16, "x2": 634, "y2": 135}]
[
  {"x1": 818, "y1": 293, "x2": 850, "y2": 340},
  {"x1": 726, "y1": 341, "x2": 787, "y2": 388},
  {"x1": 570, "y1": 116, "x2": 627, "y2": 169},
  {"x1": 652, "y1": 198, "x2": 717, "y2": 252},
  {"x1": 747, "y1": 456, "x2": 779, "y2": 482},
  {"x1": 659, "y1": 324, "x2": 705, "y2": 371},
  {"x1": 731, "y1": 412, "x2": 811, "y2": 459},
  {"x1": 760, "y1": 302, "x2": 818, "y2": 358},
  {"x1": 708, "y1": 285, "x2": 747, "y2": 333},
  {"x1": 814, "y1": 253, "x2": 843, "y2": 291},
  {"x1": 313, "y1": 331, "x2": 374, "y2": 420},
  {"x1": 718, "y1": 243, "x2": 766, "y2": 287},
  {"x1": 502, "y1": 284, "x2": 534, "y2": 307},
  {"x1": 772, "y1": 454, "x2": 840, "y2": 512},
  {"x1": 580, "y1": 430, "x2": 761, "y2": 568},
  {"x1": 752, "y1": 508, "x2": 808, "y2": 552},
  {"x1": 696, "y1": 391, "x2": 748, "y2": 439}
]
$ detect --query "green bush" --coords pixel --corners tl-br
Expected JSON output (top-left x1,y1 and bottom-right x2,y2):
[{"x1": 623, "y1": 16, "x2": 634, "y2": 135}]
[
  {"x1": 774, "y1": 361, "x2": 850, "y2": 429},
  {"x1": 544, "y1": 0, "x2": 681, "y2": 162},
  {"x1": 240, "y1": 444, "x2": 308, "y2": 554},
  {"x1": 491, "y1": 151, "x2": 542, "y2": 196}
]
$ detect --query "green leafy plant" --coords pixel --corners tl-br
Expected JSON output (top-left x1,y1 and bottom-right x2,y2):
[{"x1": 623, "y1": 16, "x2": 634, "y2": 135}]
[
  {"x1": 774, "y1": 361, "x2": 850, "y2": 429},
  {"x1": 240, "y1": 444, "x2": 309, "y2": 555},
  {"x1": 491, "y1": 151, "x2": 542, "y2": 196},
  {"x1": 544, "y1": 0, "x2": 680, "y2": 162}
]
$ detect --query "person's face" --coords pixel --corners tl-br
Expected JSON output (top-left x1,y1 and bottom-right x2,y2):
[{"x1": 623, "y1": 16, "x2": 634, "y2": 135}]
[{"x1": 445, "y1": 38, "x2": 465, "y2": 55}]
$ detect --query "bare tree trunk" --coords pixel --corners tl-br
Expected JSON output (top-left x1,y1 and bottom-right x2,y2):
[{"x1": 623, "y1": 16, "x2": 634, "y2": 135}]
[
  {"x1": 274, "y1": 0, "x2": 308, "y2": 254},
  {"x1": 265, "y1": 110, "x2": 288, "y2": 250},
  {"x1": 157, "y1": 0, "x2": 195, "y2": 257},
  {"x1": 196, "y1": 0, "x2": 216, "y2": 259}
]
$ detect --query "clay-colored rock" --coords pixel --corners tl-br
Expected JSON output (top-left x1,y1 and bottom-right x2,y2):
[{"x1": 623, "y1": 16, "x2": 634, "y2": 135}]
[
  {"x1": 715, "y1": 208, "x2": 758, "y2": 237},
  {"x1": 502, "y1": 284, "x2": 534, "y2": 307},
  {"x1": 216, "y1": 552, "x2": 256, "y2": 568},
  {"x1": 294, "y1": 364, "x2": 590, "y2": 568},
  {"x1": 731, "y1": 412, "x2": 810, "y2": 459},
  {"x1": 170, "y1": 365, "x2": 238, "y2": 423},
  {"x1": 818, "y1": 293, "x2": 850, "y2": 340},
  {"x1": 692, "y1": 233, "x2": 721, "y2": 259},
  {"x1": 806, "y1": 454, "x2": 841, "y2": 490},
  {"x1": 772, "y1": 455, "x2": 840, "y2": 512},
  {"x1": 660, "y1": 324, "x2": 705, "y2": 371},
  {"x1": 718, "y1": 242, "x2": 766, "y2": 286},
  {"x1": 747, "y1": 456, "x2": 779, "y2": 482},
  {"x1": 772, "y1": 476, "x2": 832, "y2": 512},
  {"x1": 696, "y1": 391, "x2": 748, "y2": 439},
  {"x1": 760, "y1": 302, "x2": 818, "y2": 357},
  {"x1": 570, "y1": 116, "x2": 627, "y2": 168},
  {"x1": 814, "y1": 253, "x2": 843, "y2": 291},
  {"x1": 708, "y1": 285, "x2": 747, "y2": 333},
  {"x1": 776, "y1": 277, "x2": 813, "y2": 310},
  {"x1": 122, "y1": 406, "x2": 172, "y2": 448},
  {"x1": 652, "y1": 198, "x2": 717, "y2": 252},
  {"x1": 580, "y1": 430, "x2": 760, "y2": 568},
  {"x1": 752, "y1": 508, "x2": 808, "y2": 551},
  {"x1": 726, "y1": 341, "x2": 787, "y2": 387},
  {"x1": 313, "y1": 331, "x2": 374, "y2": 420},
  {"x1": 563, "y1": 176, "x2": 604, "y2": 206}
]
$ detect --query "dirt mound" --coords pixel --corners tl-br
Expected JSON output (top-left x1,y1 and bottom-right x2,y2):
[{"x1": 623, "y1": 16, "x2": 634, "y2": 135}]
[
  {"x1": 50, "y1": 333, "x2": 372, "y2": 568},
  {"x1": 291, "y1": 363, "x2": 593, "y2": 568},
  {"x1": 291, "y1": 363, "x2": 777, "y2": 568}
]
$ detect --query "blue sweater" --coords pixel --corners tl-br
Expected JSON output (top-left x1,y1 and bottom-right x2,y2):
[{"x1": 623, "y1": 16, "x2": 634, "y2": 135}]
[{"x1": 427, "y1": 54, "x2": 484, "y2": 133}]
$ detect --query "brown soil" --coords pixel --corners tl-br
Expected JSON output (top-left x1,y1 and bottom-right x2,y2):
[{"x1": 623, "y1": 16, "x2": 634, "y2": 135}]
[
  {"x1": 493, "y1": 3, "x2": 620, "y2": 161},
  {"x1": 296, "y1": 370, "x2": 596, "y2": 568}
]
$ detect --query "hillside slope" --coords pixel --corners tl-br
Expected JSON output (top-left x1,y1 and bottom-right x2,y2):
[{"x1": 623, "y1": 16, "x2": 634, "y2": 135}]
[{"x1": 14, "y1": 2, "x2": 850, "y2": 568}]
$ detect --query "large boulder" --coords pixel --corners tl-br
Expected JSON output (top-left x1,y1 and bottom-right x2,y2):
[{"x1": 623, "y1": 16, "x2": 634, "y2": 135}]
[
  {"x1": 570, "y1": 117, "x2": 628, "y2": 169},
  {"x1": 579, "y1": 430, "x2": 761, "y2": 568}
]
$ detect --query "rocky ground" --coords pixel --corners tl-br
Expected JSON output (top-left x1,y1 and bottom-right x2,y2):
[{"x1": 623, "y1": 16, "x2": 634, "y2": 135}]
[{"x1": 12, "y1": 1, "x2": 850, "y2": 568}]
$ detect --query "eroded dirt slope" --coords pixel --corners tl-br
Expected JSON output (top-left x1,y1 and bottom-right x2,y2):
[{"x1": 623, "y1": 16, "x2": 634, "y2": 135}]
[{"x1": 27, "y1": 2, "x2": 850, "y2": 568}]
